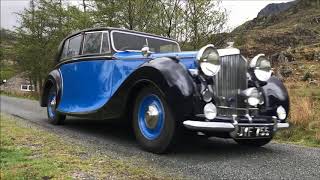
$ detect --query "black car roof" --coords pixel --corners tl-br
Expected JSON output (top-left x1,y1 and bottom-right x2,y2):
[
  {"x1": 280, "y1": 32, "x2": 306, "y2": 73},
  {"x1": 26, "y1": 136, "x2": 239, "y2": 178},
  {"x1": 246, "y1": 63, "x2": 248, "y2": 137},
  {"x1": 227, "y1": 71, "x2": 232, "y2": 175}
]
[
  {"x1": 55, "y1": 27, "x2": 178, "y2": 62},
  {"x1": 64, "y1": 27, "x2": 177, "y2": 42}
]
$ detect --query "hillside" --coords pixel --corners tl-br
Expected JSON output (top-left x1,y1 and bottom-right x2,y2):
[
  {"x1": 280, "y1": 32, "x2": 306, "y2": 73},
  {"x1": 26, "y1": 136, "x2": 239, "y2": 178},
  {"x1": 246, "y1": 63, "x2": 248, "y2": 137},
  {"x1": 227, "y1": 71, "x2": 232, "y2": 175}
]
[
  {"x1": 257, "y1": 1, "x2": 298, "y2": 17},
  {"x1": 233, "y1": 0, "x2": 320, "y2": 58},
  {"x1": 231, "y1": 0, "x2": 320, "y2": 82}
]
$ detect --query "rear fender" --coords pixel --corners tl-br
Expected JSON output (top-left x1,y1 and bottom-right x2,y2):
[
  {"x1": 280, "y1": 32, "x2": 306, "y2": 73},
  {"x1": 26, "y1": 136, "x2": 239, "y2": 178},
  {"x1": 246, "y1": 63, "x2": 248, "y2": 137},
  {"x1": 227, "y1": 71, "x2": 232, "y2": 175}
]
[{"x1": 40, "y1": 69, "x2": 62, "y2": 107}]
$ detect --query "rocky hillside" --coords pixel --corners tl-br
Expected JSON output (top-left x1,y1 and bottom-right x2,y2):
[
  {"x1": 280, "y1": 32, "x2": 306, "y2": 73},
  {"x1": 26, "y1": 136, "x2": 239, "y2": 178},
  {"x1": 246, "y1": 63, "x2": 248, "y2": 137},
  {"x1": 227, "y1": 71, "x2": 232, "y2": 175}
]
[
  {"x1": 233, "y1": 0, "x2": 319, "y2": 56},
  {"x1": 257, "y1": 1, "x2": 298, "y2": 17},
  {"x1": 232, "y1": 0, "x2": 320, "y2": 82}
]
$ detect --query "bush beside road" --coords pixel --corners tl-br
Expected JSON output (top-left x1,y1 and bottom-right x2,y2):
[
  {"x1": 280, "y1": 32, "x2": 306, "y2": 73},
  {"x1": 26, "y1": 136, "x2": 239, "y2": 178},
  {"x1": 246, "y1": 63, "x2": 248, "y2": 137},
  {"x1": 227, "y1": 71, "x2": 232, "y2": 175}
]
[{"x1": 274, "y1": 82, "x2": 320, "y2": 147}]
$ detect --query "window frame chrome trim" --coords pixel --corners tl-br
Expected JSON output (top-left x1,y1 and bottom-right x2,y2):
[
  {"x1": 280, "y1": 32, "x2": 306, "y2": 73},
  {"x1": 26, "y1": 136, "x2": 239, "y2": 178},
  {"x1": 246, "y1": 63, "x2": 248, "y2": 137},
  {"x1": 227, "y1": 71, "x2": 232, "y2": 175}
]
[
  {"x1": 61, "y1": 39, "x2": 70, "y2": 60},
  {"x1": 81, "y1": 31, "x2": 111, "y2": 56},
  {"x1": 110, "y1": 30, "x2": 181, "y2": 53}
]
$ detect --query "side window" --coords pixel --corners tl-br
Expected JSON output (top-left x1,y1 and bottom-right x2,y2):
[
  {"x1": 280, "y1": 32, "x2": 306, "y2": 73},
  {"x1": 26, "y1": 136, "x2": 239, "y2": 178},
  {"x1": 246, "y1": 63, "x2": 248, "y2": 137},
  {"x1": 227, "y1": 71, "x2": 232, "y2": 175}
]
[
  {"x1": 101, "y1": 32, "x2": 110, "y2": 53},
  {"x1": 21, "y1": 85, "x2": 28, "y2": 91},
  {"x1": 82, "y1": 32, "x2": 102, "y2": 55},
  {"x1": 67, "y1": 35, "x2": 82, "y2": 57},
  {"x1": 20, "y1": 85, "x2": 34, "y2": 92},
  {"x1": 61, "y1": 40, "x2": 69, "y2": 59}
]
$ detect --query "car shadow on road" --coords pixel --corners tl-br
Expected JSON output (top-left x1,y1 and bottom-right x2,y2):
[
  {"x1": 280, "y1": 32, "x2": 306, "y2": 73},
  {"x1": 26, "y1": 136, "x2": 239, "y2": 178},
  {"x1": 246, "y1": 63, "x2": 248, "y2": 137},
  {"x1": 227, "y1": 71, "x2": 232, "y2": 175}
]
[{"x1": 61, "y1": 117, "x2": 278, "y2": 157}]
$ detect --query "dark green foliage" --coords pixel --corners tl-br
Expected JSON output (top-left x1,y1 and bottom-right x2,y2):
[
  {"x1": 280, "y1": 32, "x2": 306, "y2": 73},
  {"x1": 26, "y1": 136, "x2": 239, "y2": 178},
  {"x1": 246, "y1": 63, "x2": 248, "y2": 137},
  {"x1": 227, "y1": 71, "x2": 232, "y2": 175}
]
[{"x1": 0, "y1": 29, "x2": 17, "y2": 81}]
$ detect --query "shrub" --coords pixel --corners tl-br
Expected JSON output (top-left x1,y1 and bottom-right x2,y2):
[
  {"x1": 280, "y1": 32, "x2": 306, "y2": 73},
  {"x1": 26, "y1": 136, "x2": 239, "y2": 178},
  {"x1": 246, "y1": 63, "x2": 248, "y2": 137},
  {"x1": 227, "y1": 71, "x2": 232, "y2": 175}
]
[{"x1": 289, "y1": 96, "x2": 314, "y2": 128}]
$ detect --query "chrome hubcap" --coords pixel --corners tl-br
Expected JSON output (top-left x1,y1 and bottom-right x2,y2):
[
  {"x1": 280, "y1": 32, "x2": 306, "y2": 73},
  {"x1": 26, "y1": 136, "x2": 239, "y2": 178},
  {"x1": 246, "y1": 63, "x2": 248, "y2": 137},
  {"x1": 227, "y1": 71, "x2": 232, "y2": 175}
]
[
  {"x1": 50, "y1": 97, "x2": 56, "y2": 109},
  {"x1": 144, "y1": 104, "x2": 159, "y2": 129}
]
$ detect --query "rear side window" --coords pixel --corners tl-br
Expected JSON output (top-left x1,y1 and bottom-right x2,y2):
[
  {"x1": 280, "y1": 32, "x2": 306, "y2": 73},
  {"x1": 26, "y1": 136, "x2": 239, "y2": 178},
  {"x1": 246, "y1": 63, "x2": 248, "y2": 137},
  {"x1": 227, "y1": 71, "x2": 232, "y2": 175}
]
[
  {"x1": 82, "y1": 32, "x2": 102, "y2": 55},
  {"x1": 67, "y1": 35, "x2": 82, "y2": 57},
  {"x1": 61, "y1": 40, "x2": 69, "y2": 59}
]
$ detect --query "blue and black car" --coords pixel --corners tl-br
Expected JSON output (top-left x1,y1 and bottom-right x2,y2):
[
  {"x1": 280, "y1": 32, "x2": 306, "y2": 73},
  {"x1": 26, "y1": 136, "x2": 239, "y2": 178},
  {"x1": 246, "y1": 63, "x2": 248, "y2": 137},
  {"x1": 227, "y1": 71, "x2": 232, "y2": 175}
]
[{"x1": 40, "y1": 27, "x2": 290, "y2": 153}]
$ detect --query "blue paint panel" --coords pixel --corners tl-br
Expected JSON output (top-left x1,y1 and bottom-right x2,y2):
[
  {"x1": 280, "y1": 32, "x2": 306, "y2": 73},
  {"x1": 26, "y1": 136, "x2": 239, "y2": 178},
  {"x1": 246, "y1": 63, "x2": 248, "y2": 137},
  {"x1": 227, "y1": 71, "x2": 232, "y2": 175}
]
[
  {"x1": 151, "y1": 51, "x2": 198, "y2": 69},
  {"x1": 114, "y1": 51, "x2": 198, "y2": 70},
  {"x1": 58, "y1": 59, "x2": 145, "y2": 113},
  {"x1": 112, "y1": 60, "x2": 147, "y2": 95},
  {"x1": 179, "y1": 58, "x2": 197, "y2": 69},
  {"x1": 57, "y1": 51, "x2": 198, "y2": 114}
]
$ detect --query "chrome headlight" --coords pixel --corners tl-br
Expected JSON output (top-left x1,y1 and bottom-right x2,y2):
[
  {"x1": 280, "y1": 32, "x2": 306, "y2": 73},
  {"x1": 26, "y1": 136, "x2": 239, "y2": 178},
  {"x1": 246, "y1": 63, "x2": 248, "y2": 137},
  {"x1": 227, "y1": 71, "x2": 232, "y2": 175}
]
[
  {"x1": 250, "y1": 54, "x2": 272, "y2": 82},
  {"x1": 196, "y1": 44, "x2": 221, "y2": 76}
]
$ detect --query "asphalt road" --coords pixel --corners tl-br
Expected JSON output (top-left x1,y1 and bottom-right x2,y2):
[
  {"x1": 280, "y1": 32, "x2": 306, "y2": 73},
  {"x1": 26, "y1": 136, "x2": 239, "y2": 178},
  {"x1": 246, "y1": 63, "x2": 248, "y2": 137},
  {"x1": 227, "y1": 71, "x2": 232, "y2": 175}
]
[{"x1": 1, "y1": 95, "x2": 320, "y2": 180}]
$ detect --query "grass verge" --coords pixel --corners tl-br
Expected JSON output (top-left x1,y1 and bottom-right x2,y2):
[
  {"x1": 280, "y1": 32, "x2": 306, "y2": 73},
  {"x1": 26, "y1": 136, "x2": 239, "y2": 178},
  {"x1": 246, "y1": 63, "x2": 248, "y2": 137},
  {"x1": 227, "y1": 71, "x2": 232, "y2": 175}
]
[
  {"x1": 274, "y1": 82, "x2": 320, "y2": 147},
  {"x1": 0, "y1": 113, "x2": 176, "y2": 179},
  {"x1": 274, "y1": 126, "x2": 320, "y2": 148},
  {"x1": 0, "y1": 91, "x2": 39, "y2": 100}
]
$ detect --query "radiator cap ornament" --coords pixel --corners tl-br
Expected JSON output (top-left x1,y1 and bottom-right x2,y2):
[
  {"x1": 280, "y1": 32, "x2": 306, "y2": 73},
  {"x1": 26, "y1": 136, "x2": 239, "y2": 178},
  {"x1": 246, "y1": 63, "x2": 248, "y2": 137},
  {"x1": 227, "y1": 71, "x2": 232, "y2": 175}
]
[{"x1": 227, "y1": 42, "x2": 234, "y2": 48}]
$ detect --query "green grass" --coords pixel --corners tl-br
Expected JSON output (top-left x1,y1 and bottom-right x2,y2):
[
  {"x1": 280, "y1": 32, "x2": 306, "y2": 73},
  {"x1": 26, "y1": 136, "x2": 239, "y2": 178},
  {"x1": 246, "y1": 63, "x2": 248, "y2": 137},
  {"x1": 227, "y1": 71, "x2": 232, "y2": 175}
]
[
  {"x1": 0, "y1": 114, "x2": 176, "y2": 179},
  {"x1": 274, "y1": 126, "x2": 320, "y2": 148},
  {"x1": 290, "y1": 87, "x2": 320, "y2": 100},
  {"x1": 0, "y1": 91, "x2": 39, "y2": 100},
  {"x1": 274, "y1": 84, "x2": 320, "y2": 148}
]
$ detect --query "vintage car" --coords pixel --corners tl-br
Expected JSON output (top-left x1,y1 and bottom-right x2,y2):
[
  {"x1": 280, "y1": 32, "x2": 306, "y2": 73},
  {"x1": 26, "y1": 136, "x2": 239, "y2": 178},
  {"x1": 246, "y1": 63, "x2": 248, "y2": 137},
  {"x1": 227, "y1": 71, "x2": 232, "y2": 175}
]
[{"x1": 40, "y1": 27, "x2": 290, "y2": 153}]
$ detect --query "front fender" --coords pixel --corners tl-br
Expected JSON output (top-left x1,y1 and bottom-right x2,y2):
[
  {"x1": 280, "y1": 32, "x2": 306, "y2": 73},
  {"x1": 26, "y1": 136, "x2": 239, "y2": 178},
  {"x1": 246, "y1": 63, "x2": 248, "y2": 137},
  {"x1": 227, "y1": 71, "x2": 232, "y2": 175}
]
[
  {"x1": 261, "y1": 76, "x2": 290, "y2": 120},
  {"x1": 140, "y1": 58, "x2": 196, "y2": 120},
  {"x1": 97, "y1": 57, "x2": 197, "y2": 121}
]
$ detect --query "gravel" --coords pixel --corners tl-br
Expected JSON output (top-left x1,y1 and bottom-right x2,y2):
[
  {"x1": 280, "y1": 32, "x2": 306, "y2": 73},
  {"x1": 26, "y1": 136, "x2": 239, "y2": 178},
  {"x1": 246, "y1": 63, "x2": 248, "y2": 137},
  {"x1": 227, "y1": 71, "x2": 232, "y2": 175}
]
[{"x1": 1, "y1": 95, "x2": 320, "y2": 180}]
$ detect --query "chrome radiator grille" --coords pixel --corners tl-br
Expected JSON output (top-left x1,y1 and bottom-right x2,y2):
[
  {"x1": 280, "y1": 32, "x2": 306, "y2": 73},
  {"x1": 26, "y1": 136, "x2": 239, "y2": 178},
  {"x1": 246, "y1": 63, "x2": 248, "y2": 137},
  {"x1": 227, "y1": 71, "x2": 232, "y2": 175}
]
[{"x1": 215, "y1": 54, "x2": 247, "y2": 115}]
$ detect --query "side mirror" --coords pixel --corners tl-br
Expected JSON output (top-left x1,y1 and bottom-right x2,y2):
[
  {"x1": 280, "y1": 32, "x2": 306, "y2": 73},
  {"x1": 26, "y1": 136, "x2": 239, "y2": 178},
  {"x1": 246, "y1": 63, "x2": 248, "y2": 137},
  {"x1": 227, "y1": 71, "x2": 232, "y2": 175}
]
[{"x1": 141, "y1": 46, "x2": 151, "y2": 57}]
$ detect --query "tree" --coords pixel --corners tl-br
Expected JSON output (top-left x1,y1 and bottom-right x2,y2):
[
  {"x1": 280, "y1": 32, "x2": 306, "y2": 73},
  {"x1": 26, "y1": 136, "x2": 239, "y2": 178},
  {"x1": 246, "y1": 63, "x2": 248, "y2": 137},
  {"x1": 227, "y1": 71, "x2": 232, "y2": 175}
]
[
  {"x1": 13, "y1": 0, "x2": 228, "y2": 93},
  {"x1": 14, "y1": 0, "x2": 93, "y2": 92},
  {"x1": 94, "y1": 0, "x2": 161, "y2": 32},
  {"x1": 155, "y1": 0, "x2": 184, "y2": 38},
  {"x1": 183, "y1": 0, "x2": 228, "y2": 49},
  {"x1": 93, "y1": 0, "x2": 227, "y2": 49}
]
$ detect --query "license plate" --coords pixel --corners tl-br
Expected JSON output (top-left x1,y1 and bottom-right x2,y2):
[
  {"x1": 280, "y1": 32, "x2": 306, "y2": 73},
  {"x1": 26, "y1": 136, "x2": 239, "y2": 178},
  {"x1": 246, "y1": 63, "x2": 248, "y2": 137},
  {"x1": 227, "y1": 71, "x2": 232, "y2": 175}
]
[{"x1": 236, "y1": 125, "x2": 273, "y2": 138}]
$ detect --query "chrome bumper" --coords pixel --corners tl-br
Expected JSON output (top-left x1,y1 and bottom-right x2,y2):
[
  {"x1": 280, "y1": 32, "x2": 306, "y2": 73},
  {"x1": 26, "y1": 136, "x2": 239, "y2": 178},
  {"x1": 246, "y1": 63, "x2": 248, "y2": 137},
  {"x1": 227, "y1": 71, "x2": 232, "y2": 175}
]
[{"x1": 183, "y1": 120, "x2": 289, "y2": 132}]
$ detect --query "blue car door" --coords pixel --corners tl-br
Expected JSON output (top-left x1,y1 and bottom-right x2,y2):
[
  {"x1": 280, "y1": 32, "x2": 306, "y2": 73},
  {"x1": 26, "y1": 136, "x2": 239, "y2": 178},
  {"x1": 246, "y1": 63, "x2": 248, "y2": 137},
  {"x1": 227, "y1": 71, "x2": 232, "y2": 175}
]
[{"x1": 57, "y1": 32, "x2": 115, "y2": 113}]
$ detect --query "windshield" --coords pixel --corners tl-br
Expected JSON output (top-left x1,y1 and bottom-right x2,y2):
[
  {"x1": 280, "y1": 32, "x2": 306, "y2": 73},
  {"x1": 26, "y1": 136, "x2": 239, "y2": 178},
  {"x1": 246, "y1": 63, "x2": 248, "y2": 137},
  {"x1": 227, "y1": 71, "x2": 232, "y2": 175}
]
[{"x1": 111, "y1": 31, "x2": 180, "y2": 53}]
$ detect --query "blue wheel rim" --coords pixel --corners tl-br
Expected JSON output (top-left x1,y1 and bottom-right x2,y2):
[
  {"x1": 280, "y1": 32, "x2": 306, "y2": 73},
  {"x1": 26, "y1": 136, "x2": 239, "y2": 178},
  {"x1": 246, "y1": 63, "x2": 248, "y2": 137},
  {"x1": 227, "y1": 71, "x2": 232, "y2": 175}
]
[
  {"x1": 48, "y1": 89, "x2": 56, "y2": 119},
  {"x1": 138, "y1": 94, "x2": 165, "y2": 140}
]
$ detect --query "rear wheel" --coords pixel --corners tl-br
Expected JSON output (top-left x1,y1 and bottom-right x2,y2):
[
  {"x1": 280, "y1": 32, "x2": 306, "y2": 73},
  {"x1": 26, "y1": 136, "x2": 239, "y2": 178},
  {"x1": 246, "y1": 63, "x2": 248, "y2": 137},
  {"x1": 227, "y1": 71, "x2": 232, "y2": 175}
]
[
  {"x1": 133, "y1": 86, "x2": 177, "y2": 154},
  {"x1": 47, "y1": 85, "x2": 66, "y2": 125},
  {"x1": 234, "y1": 138, "x2": 272, "y2": 147}
]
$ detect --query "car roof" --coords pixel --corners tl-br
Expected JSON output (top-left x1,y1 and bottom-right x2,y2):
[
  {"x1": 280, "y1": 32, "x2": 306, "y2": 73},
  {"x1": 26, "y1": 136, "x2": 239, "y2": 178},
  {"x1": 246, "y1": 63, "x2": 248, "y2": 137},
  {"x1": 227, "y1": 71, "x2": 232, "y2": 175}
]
[{"x1": 64, "y1": 27, "x2": 177, "y2": 42}]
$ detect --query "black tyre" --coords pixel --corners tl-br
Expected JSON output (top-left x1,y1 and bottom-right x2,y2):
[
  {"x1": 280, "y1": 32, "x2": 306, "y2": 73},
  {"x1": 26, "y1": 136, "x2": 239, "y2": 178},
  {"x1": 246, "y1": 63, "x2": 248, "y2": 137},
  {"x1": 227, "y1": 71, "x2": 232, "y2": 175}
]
[
  {"x1": 133, "y1": 86, "x2": 177, "y2": 154},
  {"x1": 47, "y1": 85, "x2": 66, "y2": 125},
  {"x1": 234, "y1": 138, "x2": 272, "y2": 147}
]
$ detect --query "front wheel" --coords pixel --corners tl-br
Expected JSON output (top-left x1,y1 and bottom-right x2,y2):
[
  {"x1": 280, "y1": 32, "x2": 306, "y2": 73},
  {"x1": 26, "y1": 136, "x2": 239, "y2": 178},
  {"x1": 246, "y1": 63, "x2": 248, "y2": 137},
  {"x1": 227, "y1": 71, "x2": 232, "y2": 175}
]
[
  {"x1": 133, "y1": 86, "x2": 177, "y2": 154},
  {"x1": 234, "y1": 138, "x2": 272, "y2": 147},
  {"x1": 47, "y1": 85, "x2": 66, "y2": 125}
]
